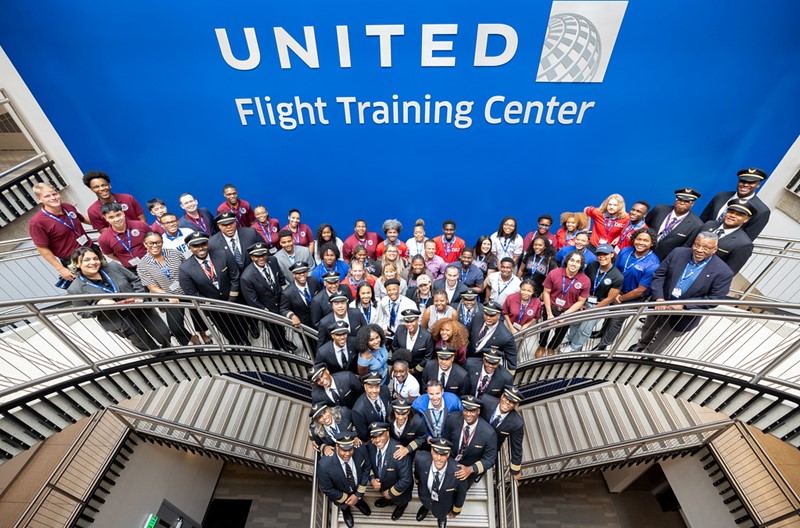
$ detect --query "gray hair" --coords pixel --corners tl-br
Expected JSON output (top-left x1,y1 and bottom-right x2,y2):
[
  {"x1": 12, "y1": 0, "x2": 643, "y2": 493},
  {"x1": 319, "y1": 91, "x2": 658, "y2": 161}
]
[
  {"x1": 695, "y1": 231, "x2": 719, "y2": 244},
  {"x1": 311, "y1": 405, "x2": 344, "y2": 438},
  {"x1": 382, "y1": 219, "x2": 403, "y2": 234}
]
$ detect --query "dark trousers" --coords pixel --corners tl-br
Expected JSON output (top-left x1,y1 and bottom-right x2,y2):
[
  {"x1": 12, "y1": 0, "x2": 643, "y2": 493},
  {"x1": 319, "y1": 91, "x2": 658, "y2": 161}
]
[{"x1": 539, "y1": 308, "x2": 569, "y2": 349}]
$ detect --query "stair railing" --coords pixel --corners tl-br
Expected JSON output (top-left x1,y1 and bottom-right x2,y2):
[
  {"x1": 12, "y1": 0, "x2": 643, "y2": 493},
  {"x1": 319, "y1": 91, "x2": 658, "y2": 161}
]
[
  {"x1": 495, "y1": 442, "x2": 520, "y2": 528},
  {"x1": 309, "y1": 452, "x2": 331, "y2": 528}
]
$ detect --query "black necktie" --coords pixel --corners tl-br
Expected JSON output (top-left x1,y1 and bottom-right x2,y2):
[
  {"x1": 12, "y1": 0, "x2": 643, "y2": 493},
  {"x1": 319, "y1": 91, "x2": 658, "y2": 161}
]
[
  {"x1": 477, "y1": 324, "x2": 488, "y2": 342},
  {"x1": 344, "y1": 462, "x2": 356, "y2": 492},
  {"x1": 302, "y1": 287, "x2": 312, "y2": 303},
  {"x1": 330, "y1": 387, "x2": 341, "y2": 405},
  {"x1": 461, "y1": 425, "x2": 471, "y2": 454},
  {"x1": 374, "y1": 400, "x2": 383, "y2": 420},
  {"x1": 261, "y1": 266, "x2": 273, "y2": 285},
  {"x1": 432, "y1": 471, "x2": 441, "y2": 493},
  {"x1": 477, "y1": 375, "x2": 490, "y2": 396},
  {"x1": 338, "y1": 348, "x2": 348, "y2": 369},
  {"x1": 231, "y1": 238, "x2": 242, "y2": 266},
  {"x1": 440, "y1": 372, "x2": 446, "y2": 387},
  {"x1": 491, "y1": 413, "x2": 501, "y2": 427},
  {"x1": 376, "y1": 451, "x2": 383, "y2": 474}
]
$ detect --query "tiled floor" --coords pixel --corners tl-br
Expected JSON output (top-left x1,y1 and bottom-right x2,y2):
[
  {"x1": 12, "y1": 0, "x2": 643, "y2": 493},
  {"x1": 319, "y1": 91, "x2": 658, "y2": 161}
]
[{"x1": 210, "y1": 465, "x2": 685, "y2": 528}]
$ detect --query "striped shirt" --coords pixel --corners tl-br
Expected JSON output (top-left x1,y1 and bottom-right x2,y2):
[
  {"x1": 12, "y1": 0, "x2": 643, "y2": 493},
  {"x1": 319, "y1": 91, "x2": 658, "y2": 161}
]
[{"x1": 137, "y1": 248, "x2": 185, "y2": 293}]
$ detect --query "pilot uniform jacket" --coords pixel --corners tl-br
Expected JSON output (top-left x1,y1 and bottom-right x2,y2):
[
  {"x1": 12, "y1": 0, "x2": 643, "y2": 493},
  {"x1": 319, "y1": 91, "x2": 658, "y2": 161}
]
[
  {"x1": 311, "y1": 371, "x2": 363, "y2": 409},
  {"x1": 179, "y1": 249, "x2": 240, "y2": 302},
  {"x1": 317, "y1": 444, "x2": 371, "y2": 507},
  {"x1": 690, "y1": 221, "x2": 753, "y2": 274},
  {"x1": 389, "y1": 414, "x2": 428, "y2": 454},
  {"x1": 315, "y1": 336, "x2": 358, "y2": 374},
  {"x1": 209, "y1": 227, "x2": 262, "y2": 271},
  {"x1": 308, "y1": 407, "x2": 355, "y2": 451},
  {"x1": 392, "y1": 325, "x2": 435, "y2": 373},
  {"x1": 240, "y1": 257, "x2": 285, "y2": 313},
  {"x1": 351, "y1": 386, "x2": 394, "y2": 440},
  {"x1": 479, "y1": 394, "x2": 525, "y2": 475},
  {"x1": 700, "y1": 191, "x2": 770, "y2": 241},
  {"x1": 646, "y1": 205, "x2": 704, "y2": 262},
  {"x1": 414, "y1": 451, "x2": 468, "y2": 521},
  {"x1": 464, "y1": 358, "x2": 513, "y2": 399},
  {"x1": 366, "y1": 437, "x2": 413, "y2": 505},
  {"x1": 279, "y1": 276, "x2": 322, "y2": 328},
  {"x1": 316, "y1": 309, "x2": 367, "y2": 347},
  {"x1": 649, "y1": 248, "x2": 734, "y2": 332},
  {"x1": 443, "y1": 412, "x2": 498, "y2": 477},
  {"x1": 310, "y1": 287, "x2": 355, "y2": 329},
  {"x1": 466, "y1": 314, "x2": 519, "y2": 373},
  {"x1": 421, "y1": 362, "x2": 470, "y2": 397}
]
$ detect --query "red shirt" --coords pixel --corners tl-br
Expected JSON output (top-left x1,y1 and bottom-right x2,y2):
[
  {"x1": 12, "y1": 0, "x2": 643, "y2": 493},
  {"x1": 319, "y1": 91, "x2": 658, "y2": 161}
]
[
  {"x1": 98, "y1": 220, "x2": 150, "y2": 268},
  {"x1": 253, "y1": 218, "x2": 281, "y2": 248},
  {"x1": 376, "y1": 240, "x2": 409, "y2": 259},
  {"x1": 503, "y1": 292, "x2": 543, "y2": 327},
  {"x1": 585, "y1": 206, "x2": 627, "y2": 247},
  {"x1": 523, "y1": 231, "x2": 557, "y2": 252},
  {"x1": 433, "y1": 236, "x2": 466, "y2": 263},
  {"x1": 616, "y1": 220, "x2": 648, "y2": 252},
  {"x1": 280, "y1": 222, "x2": 314, "y2": 248},
  {"x1": 150, "y1": 219, "x2": 165, "y2": 234},
  {"x1": 87, "y1": 193, "x2": 145, "y2": 231},
  {"x1": 543, "y1": 268, "x2": 590, "y2": 311},
  {"x1": 340, "y1": 275, "x2": 376, "y2": 298},
  {"x1": 216, "y1": 199, "x2": 255, "y2": 227},
  {"x1": 555, "y1": 228, "x2": 580, "y2": 251},
  {"x1": 29, "y1": 204, "x2": 91, "y2": 258},
  {"x1": 343, "y1": 232, "x2": 383, "y2": 261}
]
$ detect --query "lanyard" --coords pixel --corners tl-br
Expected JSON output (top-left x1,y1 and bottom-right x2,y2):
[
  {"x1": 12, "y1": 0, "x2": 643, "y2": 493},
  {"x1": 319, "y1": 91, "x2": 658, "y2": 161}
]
[
  {"x1": 256, "y1": 222, "x2": 272, "y2": 246},
  {"x1": 565, "y1": 230, "x2": 577, "y2": 243},
  {"x1": 430, "y1": 408, "x2": 444, "y2": 433},
  {"x1": 460, "y1": 267, "x2": 469, "y2": 283},
  {"x1": 592, "y1": 267, "x2": 611, "y2": 293},
  {"x1": 200, "y1": 259, "x2": 217, "y2": 282},
  {"x1": 292, "y1": 228, "x2": 301, "y2": 244},
  {"x1": 188, "y1": 214, "x2": 209, "y2": 234},
  {"x1": 394, "y1": 376, "x2": 407, "y2": 395},
  {"x1": 43, "y1": 209, "x2": 80, "y2": 236},
  {"x1": 147, "y1": 251, "x2": 171, "y2": 280},
  {"x1": 603, "y1": 214, "x2": 616, "y2": 233},
  {"x1": 496, "y1": 276, "x2": 514, "y2": 297},
  {"x1": 561, "y1": 275, "x2": 576, "y2": 295},
  {"x1": 79, "y1": 270, "x2": 118, "y2": 294},
  {"x1": 227, "y1": 203, "x2": 243, "y2": 225},
  {"x1": 114, "y1": 229, "x2": 134, "y2": 255},
  {"x1": 499, "y1": 236, "x2": 513, "y2": 255},
  {"x1": 442, "y1": 236, "x2": 453, "y2": 259},
  {"x1": 361, "y1": 303, "x2": 372, "y2": 321},
  {"x1": 621, "y1": 220, "x2": 643, "y2": 242},
  {"x1": 677, "y1": 258, "x2": 709, "y2": 288},
  {"x1": 623, "y1": 251, "x2": 651, "y2": 272},
  {"x1": 517, "y1": 297, "x2": 532, "y2": 322},
  {"x1": 528, "y1": 255, "x2": 544, "y2": 273}
]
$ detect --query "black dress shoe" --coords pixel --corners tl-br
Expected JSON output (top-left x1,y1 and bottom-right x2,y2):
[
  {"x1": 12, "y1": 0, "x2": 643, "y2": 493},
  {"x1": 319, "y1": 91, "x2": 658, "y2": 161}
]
[
  {"x1": 416, "y1": 506, "x2": 430, "y2": 522},
  {"x1": 374, "y1": 497, "x2": 392, "y2": 508},
  {"x1": 249, "y1": 325, "x2": 261, "y2": 339},
  {"x1": 437, "y1": 519, "x2": 447, "y2": 528},
  {"x1": 593, "y1": 344, "x2": 607, "y2": 351},
  {"x1": 391, "y1": 503, "x2": 407, "y2": 520},
  {"x1": 355, "y1": 499, "x2": 371, "y2": 516},
  {"x1": 342, "y1": 507, "x2": 354, "y2": 528},
  {"x1": 590, "y1": 330, "x2": 604, "y2": 339},
  {"x1": 628, "y1": 344, "x2": 645, "y2": 352}
]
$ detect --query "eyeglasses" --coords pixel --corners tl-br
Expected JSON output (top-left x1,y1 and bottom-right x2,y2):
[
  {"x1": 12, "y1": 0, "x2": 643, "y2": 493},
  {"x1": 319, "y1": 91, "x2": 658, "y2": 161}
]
[
  {"x1": 162, "y1": 220, "x2": 178, "y2": 225},
  {"x1": 145, "y1": 241, "x2": 163, "y2": 246},
  {"x1": 538, "y1": 223, "x2": 551, "y2": 228},
  {"x1": 692, "y1": 243, "x2": 717, "y2": 252}
]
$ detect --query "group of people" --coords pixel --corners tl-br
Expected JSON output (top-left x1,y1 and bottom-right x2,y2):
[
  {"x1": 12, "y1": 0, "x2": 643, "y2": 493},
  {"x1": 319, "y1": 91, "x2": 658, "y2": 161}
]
[{"x1": 27, "y1": 167, "x2": 773, "y2": 526}]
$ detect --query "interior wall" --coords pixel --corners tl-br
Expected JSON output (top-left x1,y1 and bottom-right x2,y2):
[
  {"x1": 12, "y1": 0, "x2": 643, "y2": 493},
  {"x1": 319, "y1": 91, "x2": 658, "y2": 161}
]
[
  {"x1": 660, "y1": 456, "x2": 737, "y2": 528},
  {"x1": 89, "y1": 441, "x2": 223, "y2": 528}
]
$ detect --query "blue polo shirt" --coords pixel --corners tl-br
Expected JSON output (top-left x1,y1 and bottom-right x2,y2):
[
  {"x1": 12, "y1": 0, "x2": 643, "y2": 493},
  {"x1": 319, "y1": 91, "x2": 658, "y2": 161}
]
[
  {"x1": 556, "y1": 246, "x2": 598, "y2": 267},
  {"x1": 615, "y1": 247, "x2": 660, "y2": 295},
  {"x1": 311, "y1": 260, "x2": 350, "y2": 283}
]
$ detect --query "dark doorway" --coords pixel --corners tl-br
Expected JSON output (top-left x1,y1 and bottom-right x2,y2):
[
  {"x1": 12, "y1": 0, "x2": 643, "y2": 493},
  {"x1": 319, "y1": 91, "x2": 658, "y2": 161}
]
[{"x1": 203, "y1": 499, "x2": 252, "y2": 528}]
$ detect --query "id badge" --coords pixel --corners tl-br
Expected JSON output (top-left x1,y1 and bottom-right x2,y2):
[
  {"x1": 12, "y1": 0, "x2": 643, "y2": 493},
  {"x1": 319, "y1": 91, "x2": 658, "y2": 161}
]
[
  {"x1": 76, "y1": 234, "x2": 89, "y2": 246},
  {"x1": 128, "y1": 257, "x2": 141, "y2": 267},
  {"x1": 555, "y1": 298, "x2": 566, "y2": 307},
  {"x1": 168, "y1": 282, "x2": 181, "y2": 292},
  {"x1": 431, "y1": 490, "x2": 440, "y2": 502},
  {"x1": 671, "y1": 288, "x2": 682, "y2": 298},
  {"x1": 587, "y1": 296, "x2": 598, "y2": 304},
  {"x1": 512, "y1": 322, "x2": 522, "y2": 330}
]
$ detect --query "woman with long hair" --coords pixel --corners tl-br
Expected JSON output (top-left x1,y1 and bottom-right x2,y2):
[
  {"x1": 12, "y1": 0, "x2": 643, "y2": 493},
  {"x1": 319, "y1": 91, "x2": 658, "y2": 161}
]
[
  {"x1": 374, "y1": 261, "x2": 408, "y2": 300},
  {"x1": 473, "y1": 235, "x2": 498, "y2": 276},
  {"x1": 378, "y1": 244, "x2": 408, "y2": 277},
  {"x1": 315, "y1": 223, "x2": 344, "y2": 261},
  {"x1": 555, "y1": 211, "x2": 590, "y2": 251},
  {"x1": 351, "y1": 244, "x2": 381, "y2": 277},
  {"x1": 517, "y1": 234, "x2": 558, "y2": 297},
  {"x1": 429, "y1": 318, "x2": 470, "y2": 365},
  {"x1": 503, "y1": 279, "x2": 542, "y2": 334},
  {"x1": 308, "y1": 402, "x2": 356, "y2": 456},
  {"x1": 402, "y1": 254, "x2": 433, "y2": 288},
  {"x1": 491, "y1": 216, "x2": 524, "y2": 264},
  {"x1": 350, "y1": 281, "x2": 380, "y2": 324}
]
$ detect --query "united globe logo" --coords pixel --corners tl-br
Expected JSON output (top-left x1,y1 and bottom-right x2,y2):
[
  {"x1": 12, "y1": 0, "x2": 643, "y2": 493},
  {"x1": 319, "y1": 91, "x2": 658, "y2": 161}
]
[
  {"x1": 537, "y1": 13, "x2": 602, "y2": 83},
  {"x1": 536, "y1": 1, "x2": 628, "y2": 84}
]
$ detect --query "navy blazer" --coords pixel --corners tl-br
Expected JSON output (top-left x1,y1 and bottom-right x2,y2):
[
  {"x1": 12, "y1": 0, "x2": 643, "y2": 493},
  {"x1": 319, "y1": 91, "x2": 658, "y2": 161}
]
[
  {"x1": 310, "y1": 287, "x2": 355, "y2": 329},
  {"x1": 317, "y1": 445, "x2": 371, "y2": 505},
  {"x1": 366, "y1": 437, "x2": 413, "y2": 503},
  {"x1": 389, "y1": 413, "x2": 428, "y2": 454},
  {"x1": 351, "y1": 386, "x2": 393, "y2": 440},
  {"x1": 649, "y1": 248, "x2": 733, "y2": 331},
  {"x1": 279, "y1": 277, "x2": 322, "y2": 327},
  {"x1": 479, "y1": 394, "x2": 525, "y2": 475},
  {"x1": 311, "y1": 371, "x2": 363, "y2": 409},
  {"x1": 315, "y1": 336, "x2": 358, "y2": 374},
  {"x1": 240, "y1": 257, "x2": 285, "y2": 313},
  {"x1": 467, "y1": 314, "x2": 518, "y2": 373},
  {"x1": 646, "y1": 204, "x2": 704, "y2": 262},
  {"x1": 700, "y1": 191, "x2": 770, "y2": 241},
  {"x1": 209, "y1": 227, "x2": 262, "y2": 271},
  {"x1": 421, "y1": 361, "x2": 470, "y2": 397},
  {"x1": 178, "y1": 249, "x2": 239, "y2": 301},
  {"x1": 392, "y1": 325, "x2": 435, "y2": 373},
  {"x1": 414, "y1": 451, "x2": 468, "y2": 521},
  {"x1": 178, "y1": 208, "x2": 217, "y2": 235},
  {"x1": 443, "y1": 412, "x2": 497, "y2": 475},
  {"x1": 317, "y1": 308, "x2": 367, "y2": 347},
  {"x1": 464, "y1": 357, "x2": 513, "y2": 399},
  {"x1": 690, "y1": 221, "x2": 754, "y2": 274},
  {"x1": 308, "y1": 407, "x2": 355, "y2": 451}
]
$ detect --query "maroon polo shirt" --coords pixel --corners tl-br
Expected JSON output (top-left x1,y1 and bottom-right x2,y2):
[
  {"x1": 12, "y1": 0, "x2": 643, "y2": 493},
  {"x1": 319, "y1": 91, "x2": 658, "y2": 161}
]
[
  {"x1": 29, "y1": 203, "x2": 91, "y2": 258},
  {"x1": 87, "y1": 193, "x2": 145, "y2": 231},
  {"x1": 98, "y1": 220, "x2": 150, "y2": 268}
]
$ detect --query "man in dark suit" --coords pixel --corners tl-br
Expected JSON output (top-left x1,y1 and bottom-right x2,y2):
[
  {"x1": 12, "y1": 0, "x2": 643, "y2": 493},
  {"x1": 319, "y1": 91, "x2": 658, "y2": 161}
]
[
  {"x1": 414, "y1": 438, "x2": 468, "y2": 528},
  {"x1": 316, "y1": 431, "x2": 372, "y2": 528},
  {"x1": 631, "y1": 232, "x2": 734, "y2": 354},
  {"x1": 208, "y1": 211, "x2": 261, "y2": 272},
  {"x1": 316, "y1": 321, "x2": 358, "y2": 373},
  {"x1": 455, "y1": 290, "x2": 483, "y2": 329},
  {"x1": 443, "y1": 395, "x2": 497, "y2": 488},
  {"x1": 240, "y1": 242, "x2": 298, "y2": 351},
  {"x1": 279, "y1": 262, "x2": 322, "y2": 328},
  {"x1": 480, "y1": 386, "x2": 525, "y2": 481},
  {"x1": 465, "y1": 348, "x2": 513, "y2": 399},
  {"x1": 388, "y1": 398, "x2": 427, "y2": 459},
  {"x1": 179, "y1": 231, "x2": 249, "y2": 346},
  {"x1": 178, "y1": 192, "x2": 217, "y2": 235},
  {"x1": 467, "y1": 302, "x2": 518, "y2": 374},
  {"x1": 392, "y1": 308, "x2": 435, "y2": 375},
  {"x1": 433, "y1": 265, "x2": 470, "y2": 306},
  {"x1": 422, "y1": 347, "x2": 470, "y2": 397},
  {"x1": 646, "y1": 188, "x2": 704, "y2": 262},
  {"x1": 317, "y1": 293, "x2": 366, "y2": 347},
  {"x1": 366, "y1": 422, "x2": 413, "y2": 520},
  {"x1": 690, "y1": 199, "x2": 754, "y2": 273},
  {"x1": 351, "y1": 372, "x2": 393, "y2": 440},
  {"x1": 700, "y1": 167, "x2": 771, "y2": 241},
  {"x1": 311, "y1": 271, "x2": 354, "y2": 329},
  {"x1": 310, "y1": 364, "x2": 363, "y2": 409}
]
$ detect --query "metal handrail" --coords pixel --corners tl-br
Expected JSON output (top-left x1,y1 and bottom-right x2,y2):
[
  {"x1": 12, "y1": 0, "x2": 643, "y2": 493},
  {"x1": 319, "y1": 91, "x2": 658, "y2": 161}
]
[
  {"x1": 310, "y1": 452, "x2": 331, "y2": 528},
  {"x1": 521, "y1": 420, "x2": 734, "y2": 479},
  {"x1": 495, "y1": 443, "x2": 520, "y2": 528}
]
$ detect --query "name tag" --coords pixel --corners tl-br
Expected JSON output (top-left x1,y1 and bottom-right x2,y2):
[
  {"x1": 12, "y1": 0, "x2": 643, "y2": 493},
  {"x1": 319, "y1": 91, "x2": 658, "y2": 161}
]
[
  {"x1": 599, "y1": 238, "x2": 607, "y2": 244},
  {"x1": 671, "y1": 288, "x2": 682, "y2": 298},
  {"x1": 512, "y1": 322, "x2": 521, "y2": 330},
  {"x1": 431, "y1": 490, "x2": 440, "y2": 502},
  {"x1": 587, "y1": 296, "x2": 598, "y2": 304},
  {"x1": 128, "y1": 257, "x2": 141, "y2": 266},
  {"x1": 168, "y1": 281, "x2": 181, "y2": 292},
  {"x1": 76, "y1": 234, "x2": 89, "y2": 246},
  {"x1": 555, "y1": 298, "x2": 566, "y2": 307}
]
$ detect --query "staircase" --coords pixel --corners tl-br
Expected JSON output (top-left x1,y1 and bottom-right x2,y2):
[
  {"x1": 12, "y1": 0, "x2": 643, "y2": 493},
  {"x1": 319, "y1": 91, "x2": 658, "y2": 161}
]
[
  {"x1": 518, "y1": 383, "x2": 731, "y2": 480},
  {"x1": 111, "y1": 376, "x2": 315, "y2": 477}
]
